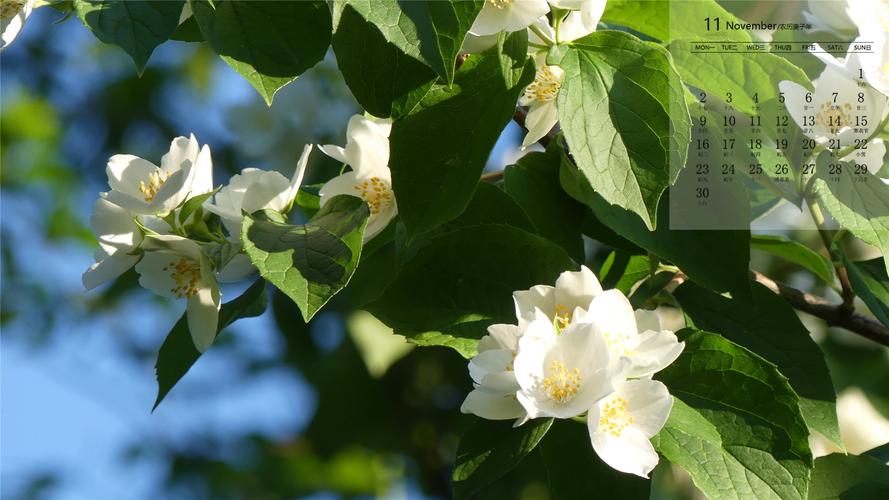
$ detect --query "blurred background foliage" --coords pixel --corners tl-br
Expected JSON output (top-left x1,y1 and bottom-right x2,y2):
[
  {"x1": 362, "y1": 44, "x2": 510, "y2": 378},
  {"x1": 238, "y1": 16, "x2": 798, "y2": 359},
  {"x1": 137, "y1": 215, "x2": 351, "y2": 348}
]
[{"x1": 1, "y1": 4, "x2": 888, "y2": 500}]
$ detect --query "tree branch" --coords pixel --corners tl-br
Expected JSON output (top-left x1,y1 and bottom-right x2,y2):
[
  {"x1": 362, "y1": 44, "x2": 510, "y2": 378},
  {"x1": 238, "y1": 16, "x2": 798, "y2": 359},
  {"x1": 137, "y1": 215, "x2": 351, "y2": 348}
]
[{"x1": 752, "y1": 270, "x2": 889, "y2": 347}]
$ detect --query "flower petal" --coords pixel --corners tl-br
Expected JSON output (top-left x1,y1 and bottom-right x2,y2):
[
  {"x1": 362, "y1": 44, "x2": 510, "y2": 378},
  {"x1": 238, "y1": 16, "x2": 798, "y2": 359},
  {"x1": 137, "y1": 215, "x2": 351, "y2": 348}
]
[
  {"x1": 627, "y1": 330, "x2": 684, "y2": 378},
  {"x1": 160, "y1": 135, "x2": 200, "y2": 175},
  {"x1": 319, "y1": 144, "x2": 348, "y2": 164},
  {"x1": 585, "y1": 289, "x2": 638, "y2": 339},
  {"x1": 106, "y1": 154, "x2": 159, "y2": 201},
  {"x1": 554, "y1": 265, "x2": 603, "y2": 311},
  {"x1": 589, "y1": 426, "x2": 659, "y2": 478},
  {"x1": 621, "y1": 379, "x2": 673, "y2": 437},
  {"x1": 461, "y1": 387, "x2": 526, "y2": 420},
  {"x1": 513, "y1": 284, "x2": 556, "y2": 322},
  {"x1": 83, "y1": 253, "x2": 140, "y2": 290},
  {"x1": 522, "y1": 101, "x2": 559, "y2": 148},
  {"x1": 187, "y1": 283, "x2": 221, "y2": 353}
]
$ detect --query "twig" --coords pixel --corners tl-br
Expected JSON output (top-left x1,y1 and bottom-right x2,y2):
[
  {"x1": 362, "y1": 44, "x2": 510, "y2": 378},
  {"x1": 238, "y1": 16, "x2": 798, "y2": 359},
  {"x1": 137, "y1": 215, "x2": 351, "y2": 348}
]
[{"x1": 752, "y1": 271, "x2": 889, "y2": 347}]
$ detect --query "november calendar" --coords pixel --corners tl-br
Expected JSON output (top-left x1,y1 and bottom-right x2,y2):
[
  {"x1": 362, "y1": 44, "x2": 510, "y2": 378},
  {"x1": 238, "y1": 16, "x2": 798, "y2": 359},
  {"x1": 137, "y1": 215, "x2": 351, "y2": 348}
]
[{"x1": 667, "y1": 0, "x2": 889, "y2": 230}]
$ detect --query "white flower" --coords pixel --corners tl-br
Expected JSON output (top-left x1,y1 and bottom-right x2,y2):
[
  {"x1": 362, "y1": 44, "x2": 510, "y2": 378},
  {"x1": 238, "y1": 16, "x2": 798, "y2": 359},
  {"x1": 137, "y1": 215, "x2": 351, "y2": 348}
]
[
  {"x1": 208, "y1": 144, "x2": 312, "y2": 238},
  {"x1": 535, "y1": 0, "x2": 604, "y2": 43},
  {"x1": 575, "y1": 291, "x2": 684, "y2": 379},
  {"x1": 1, "y1": 0, "x2": 33, "y2": 50},
  {"x1": 460, "y1": 32, "x2": 499, "y2": 54},
  {"x1": 858, "y1": 32, "x2": 889, "y2": 97},
  {"x1": 460, "y1": 323, "x2": 527, "y2": 422},
  {"x1": 779, "y1": 46, "x2": 889, "y2": 156},
  {"x1": 513, "y1": 309, "x2": 621, "y2": 419},
  {"x1": 82, "y1": 199, "x2": 144, "y2": 290},
  {"x1": 519, "y1": 53, "x2": 566, "y2": 148},
  {"x1": 136, "y1": 234, "x2": 221, "y2": 352},
  {"x1": 587, "y1": 379, "x2": 673, "y2": 478},
  {"x1": 513, "y1": 265, "x2": 602, "y2": 328},
  {"x1": 470, "y1": 0, "x2": 550, "y2": 37},
  {"x1": 846, "y1": 0, "x2": 889, "y2": 40},
  {"x1": 104, "y1": 134, "x2": 214, "y2": 216},
  {"x1": 804, "y1": 0, "x2": 856, "y2": 35},
  {"x1": 319, "y1": 115, "x2": 397, "y2": 241}
]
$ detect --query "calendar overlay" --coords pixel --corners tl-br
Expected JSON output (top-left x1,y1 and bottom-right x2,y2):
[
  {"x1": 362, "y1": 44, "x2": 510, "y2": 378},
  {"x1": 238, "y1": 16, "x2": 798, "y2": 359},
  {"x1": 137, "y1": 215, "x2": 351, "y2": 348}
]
[{"x1": 667, "y1": 11, "x2": 888, "y2": 231}]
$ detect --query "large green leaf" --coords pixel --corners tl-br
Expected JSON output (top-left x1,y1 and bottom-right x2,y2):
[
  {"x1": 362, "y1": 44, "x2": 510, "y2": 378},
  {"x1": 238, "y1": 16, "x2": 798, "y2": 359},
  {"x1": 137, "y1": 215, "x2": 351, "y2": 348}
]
[
  {"x1": 339, "y1": 0, "x2": 483, "y2": 83},
  {"x1": 653, "y1": 329, "x2": 813, "y2": 500},
  {"x1": 452, "y1": 417, "x2": 553, "y2": 500},
  {"x1": 153, "y1": 278, "x2": 268, "y2": 410},
  {"x1": 808, "y1": 453, "x2": 889, "y2": 499},
  {"x1": 539, "y1": 420, "x2": 650, "y2": 500},
  {"x1": 813, "y1": 153, "x2": 889, "y2": 274},
  {"x1": 241, "y1": 195, "x2": 369, "y2": 322},
  {"x1": 74, "y1": 0, "x2": 185, "y2": 72},
  {"x1": 601, "y1": 0, "x2": 747, "y2": 43},
  {"x1": 599, "y1": 251, "x2": 651, "y2": 295},
  {"x1": 389, "y1": 31, "x2": 535, "y2": 238},
  {"x1": 844, "y1": 257, "x2": 889, "y2": 329},
  {"x1": 191, "y1": 0, "x2": 331, "y2": 105},
  {"x1": 752, "y1": 234, "x2": 836, "y2": 286},
  {"x1": 561, "y1": 155, "x2": 752, "y2": 300},
  {"x1": 503, "y1": 146, "x2": 586, "y2": 260},
  {"x1": 550, "y1": 30, "x2": 691, "y2": 230},
  {"x1": 674, "y1": 282, "x2": 841, "y2": 447},
  {"x1": 331, "y1": 3, "x2": 437, "y2": 119},
  {"x1": 369, "y1": 224, "x2": 575, "y2": 358}
]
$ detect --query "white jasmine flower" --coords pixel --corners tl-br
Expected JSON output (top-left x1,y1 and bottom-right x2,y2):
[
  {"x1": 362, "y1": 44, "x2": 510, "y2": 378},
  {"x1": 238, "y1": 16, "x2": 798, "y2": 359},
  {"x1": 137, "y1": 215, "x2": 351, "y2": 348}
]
[
  {"x1": 519, "y1": 53, "x2": 566, "y2": 148},
  {"x1": 460, "y1": 323, "x2": 527, "y2": 422},
  {"x1": 319, "y1": 115, "x2": 396, "y2": 242},
  {"x1": 779, "y1": 46, "x2": 888, "y2": 156},
  {"x1": 513, "y1": 309, "x2": 621, "y2": 419},
  {"x1": 846, "y1": 0, "x2": 889, "y2": 40},
  {"x1": 804, "y1": 0, "x2": 856, "y2": 35},
  {"x1": 104, "y1": 134, "x2": 214, "y2": 216},
  {"x1": 82, "y1": 199, "x2": 144, "y2": 290},
  {"x1": 575, "y1": 291, "x2": 684, "y2": 379},
  {"x1": 460, "y1": 32, "x2": 499, "y2": 54},
  {"x1": 533, "y1": 0, "x2": 604, "y2": 44},
  {"x1": 208, "y1": 144, "x2": 312, "y2": 239},
  {"x1": 136, "y1": 234, "x2": 221, "y2": 352},
  {"x1": 1, "y1": 0, "x2": 33, "y2": 50},
  {"x1": 858, "y1": 32, "x2": 889, "y2": 97},
  {"x1": 587, "y1": 379, "x2": 673, "y2": 478},
  {"x1": 513, "y1": 265, "x2": 602, "y2": 328},
  {"x1": 470, "y1": 0, "x2": 550, "y2": 37}
]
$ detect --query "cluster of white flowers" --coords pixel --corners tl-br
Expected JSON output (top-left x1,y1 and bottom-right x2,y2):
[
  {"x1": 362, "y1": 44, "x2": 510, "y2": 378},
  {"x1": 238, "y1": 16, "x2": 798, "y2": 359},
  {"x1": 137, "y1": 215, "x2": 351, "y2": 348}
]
[
  {"x1": 83, "y1": 113, "x2": 396, "y2": 352},
  {"x1": 463, "y1": 0, "x2": 607, "y2": 148},
  {"x1": 461, "y1": 266, "x2": 684, "y2": 478},
  {"x1": 783, "y1": 0, "x2": 889, "y2": 172}
]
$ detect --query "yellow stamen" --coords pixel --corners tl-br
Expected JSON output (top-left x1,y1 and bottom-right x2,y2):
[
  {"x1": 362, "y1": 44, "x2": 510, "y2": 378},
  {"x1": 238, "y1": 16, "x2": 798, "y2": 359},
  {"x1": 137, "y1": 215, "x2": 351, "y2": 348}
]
[
  {"x1": 488, "y1": 0, "x2": 512, "y2": 9},
  {"x1": 815, "y1": 100, "x2": 853, "y2": 135},
  {"x1": 139, "y1": 170, "x2": 168, "y2": 202},
  {"x1": 541, "y1": 361, "x2": 581, "y2": 403},
  {"x1": 553, "y1": 304, "x2": 572, "y2": 332},
  {"x1": 163, "y1": 257, "x2": 201, "y2": 298},
  {"x1": 598, "y1": 397, "x2": 634, "y2": 437},
  {"x1": 523, "y1": 65, "x2": 562, "y2": 103},
  {"x1": 353, "y1": 176, "x2": 394, "y2": 215}
]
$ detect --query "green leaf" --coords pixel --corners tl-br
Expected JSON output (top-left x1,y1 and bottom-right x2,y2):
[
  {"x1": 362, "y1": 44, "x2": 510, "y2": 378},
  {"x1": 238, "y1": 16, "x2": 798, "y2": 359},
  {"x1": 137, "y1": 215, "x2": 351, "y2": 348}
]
[
  {"x1": 74, "y1": 0, "x2": 185, "y2": 72},
  {"x1": 844, "y1": 257, "x2": 889, "y2": 329},
  {"x1": 601, "y1": 0, "x2": 748, "y2": 43},
  {"x1": 599, "y1": 251, "x2": 650, "y2": 295},
  {"x1": 389, "y1": 31, "x2": 535, "y2": 238},
  {"x1": 452, "y1": 417, "x2": 553, "y2": 500},
  {"x1": 369, "y1": 224, "x2": 575, "y2": 358},
  {"x1": 177, "y1": 188, "x2": 219, "y2": 224},
  {"x1": 503, "y1": 146, "x2": 586, "y2": 260},
  {"x1": 339, "y1": 0, "x2": 483, "y2": 84},
  {"x1": 813, "y1": 153, "x2": 889, "y2": 274},
  {"x1": 653, "y1": 329, "x2": 813, "y2": 500},
  {"x1": 674, "y1": 281, "x2": 841, "y2": 447},
  {"x1": 153, "y1": 278, "x2": 267, "y2": 410},
  {"x1": 550, "y1": 30, "x2": 691, "y2": 230},
  {"x1": 331, "y1": 3, "x2": 437, "y2": 119},
  {"x1": 450, "y1": 182, "x2": 534, "y2": 232},
  {"x1": 191, "y1": 0, "x2": 331, "y2": 105},
  {"x1": 752, "y1": 234, "x2": 836, "y2": 286},
  {"x1": 539, "y1": 420, "x2": 650, "y2": 500},
  {"x1": 808, "y1": 453, "x2": 889, "y2": 499},
  {"x1": 241, "y1": 195, "x2": 370, "y2": 322},
  {"x1": 561, "y1": 156, "x2": 752, "y2": 300}
]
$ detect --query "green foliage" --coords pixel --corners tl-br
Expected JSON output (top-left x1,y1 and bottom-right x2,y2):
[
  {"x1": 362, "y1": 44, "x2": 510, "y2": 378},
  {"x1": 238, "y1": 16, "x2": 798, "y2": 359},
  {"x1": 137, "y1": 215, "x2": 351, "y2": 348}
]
[
  {"x1": 73, "y1": 0, "x2": 185, "y2": 72},
  {"x1": 241, "y1": 195, "x2": 369, "y2": 322},
  {"x1": 550, "y1": 30, "x2": 691, "y2": 229},
  {"x1": 452, "y1": 417, "x2": 553, "y2": 500},
  {"x1": 844, "y1": 257, "x2": 889, "y2": 328},
  {"x1": 751, "y1": 234, "x2": 836, "y2": 286},
  {"x1": 602, "y1": 0, "x2": 746, "y2": 43},
  {"x1": 191, "y1": 0, "x2": 332, "y2": 105},
  {"x1": 808, "y1": 453, "x2": 889, "y2": 499},
  {"x1": 674, "y1": 282, "x2": 841, "y2": 447},
  {"x1": 654, "y1": 329, "x2": 813, "y2": 500},
  {"x1": 154, "y1": 278, "x2": 268, "y2": 409},
  {"x1": 369, "y1": 224, "x2": 574, "y2": 358},
  {"x1": 389, "y1": 31, "x2": 535, "y2": 238}
]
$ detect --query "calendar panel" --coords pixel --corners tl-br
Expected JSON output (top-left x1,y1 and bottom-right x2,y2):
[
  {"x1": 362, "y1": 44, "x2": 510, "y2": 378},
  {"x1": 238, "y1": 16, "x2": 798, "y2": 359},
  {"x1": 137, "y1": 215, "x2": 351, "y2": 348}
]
[{"x1": 668, "y1": 0, "x2": 889, "y2": 230}]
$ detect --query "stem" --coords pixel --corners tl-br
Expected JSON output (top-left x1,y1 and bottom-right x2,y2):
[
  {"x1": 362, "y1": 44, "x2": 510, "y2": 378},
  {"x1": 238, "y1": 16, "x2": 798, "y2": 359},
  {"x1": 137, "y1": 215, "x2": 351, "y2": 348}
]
[
  {"x1": 808, "y1": 197, "x2": 856, "y2": 315},
  {"x1": 529, "y1": 24, "x2": 555, "y2": 47},
  {"x1": 833, "y1": 109, "x2": 889, "y2": 159},
  {"x1": 752, "y1": 271, "x2": 889, "y2": 347}
]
